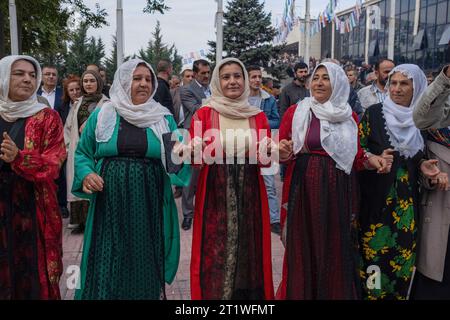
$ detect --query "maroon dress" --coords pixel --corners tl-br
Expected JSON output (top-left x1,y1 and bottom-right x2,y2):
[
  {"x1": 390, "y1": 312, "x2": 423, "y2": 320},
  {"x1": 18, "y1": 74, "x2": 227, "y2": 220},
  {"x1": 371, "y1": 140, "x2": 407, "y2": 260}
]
[{"x1": 277, "y1": 105, "x2": 365, "y2": 300}]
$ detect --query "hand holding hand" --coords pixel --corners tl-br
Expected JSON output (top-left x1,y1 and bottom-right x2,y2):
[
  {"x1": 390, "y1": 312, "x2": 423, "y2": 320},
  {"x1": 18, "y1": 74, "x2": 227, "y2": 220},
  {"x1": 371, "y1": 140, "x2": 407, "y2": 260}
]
[
  {"x1": 368, "y1": 155, "x2": 391, "y2": 174},
  {"x1": 421, "y1": 159, "x2": 441, "y2": 180},
  {"x1": 278, "y1": 139, "x2": 293, "y2": 161},
  {"x1": 430, "y1": 172, "x2": 449, "y2": 191}
]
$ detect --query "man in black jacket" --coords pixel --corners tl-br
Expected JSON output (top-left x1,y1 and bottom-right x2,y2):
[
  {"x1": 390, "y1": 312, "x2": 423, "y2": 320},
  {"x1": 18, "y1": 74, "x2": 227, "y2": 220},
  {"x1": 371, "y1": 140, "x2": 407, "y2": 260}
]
[{"x1": 153, "y1": 59, "x2": 175, "y2": 116}]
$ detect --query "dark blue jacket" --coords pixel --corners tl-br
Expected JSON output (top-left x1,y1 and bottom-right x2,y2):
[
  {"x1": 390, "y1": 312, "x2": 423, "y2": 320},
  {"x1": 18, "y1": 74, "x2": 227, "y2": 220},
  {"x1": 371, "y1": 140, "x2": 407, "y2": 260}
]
[{"x1": 37, "y1": 86, "x2": 63, "y2": 111}]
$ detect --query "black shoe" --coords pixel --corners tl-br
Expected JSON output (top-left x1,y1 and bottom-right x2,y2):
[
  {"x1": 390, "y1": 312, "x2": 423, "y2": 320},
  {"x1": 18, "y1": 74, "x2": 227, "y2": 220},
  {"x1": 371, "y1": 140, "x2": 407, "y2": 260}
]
[
  {"x1": 271, "y1": 223, "x2": 281, "y2": 235},
  {"x1": 71, "y1": 224, "x2": 85, "y2": 235},
  {"x1": 182, "y1": 217, "x2": 192, "y2": 230},
  {"x1": 60, "y1": 206, "x2": 69, "y2": 219},
  {"x1": 173, "y1": 188, "x2": 182, "y2": 199}
]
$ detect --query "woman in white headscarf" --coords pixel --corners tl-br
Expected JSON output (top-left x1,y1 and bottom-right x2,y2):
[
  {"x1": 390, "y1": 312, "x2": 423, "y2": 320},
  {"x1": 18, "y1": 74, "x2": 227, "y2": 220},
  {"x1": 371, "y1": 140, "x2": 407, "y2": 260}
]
[
  {"x1": 0, "y1": 55, "x2": 66, "y2": 299},
  {"x1": 72, "y1": 59, "x2": 191, "y2": 300},
  {"x1": 276, "y1": 62, "x2": 387, "y2": 300},
  {"x1": 358, "y1": 64, "x2": 441, "y2": 300},
  {"x1": 189, "y1": 58, "x2": 274, "y2": 300}
]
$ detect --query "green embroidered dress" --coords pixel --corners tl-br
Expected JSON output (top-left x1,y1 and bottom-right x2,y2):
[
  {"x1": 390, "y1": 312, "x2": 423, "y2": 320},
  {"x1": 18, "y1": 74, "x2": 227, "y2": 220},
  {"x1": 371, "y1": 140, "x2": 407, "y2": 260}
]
[
  {"x1": 358, "y1": 104, "x2": 424, "y2": 300},
  {"x1": 72, "y1": 108, "x2": 190, "y2": 299}
]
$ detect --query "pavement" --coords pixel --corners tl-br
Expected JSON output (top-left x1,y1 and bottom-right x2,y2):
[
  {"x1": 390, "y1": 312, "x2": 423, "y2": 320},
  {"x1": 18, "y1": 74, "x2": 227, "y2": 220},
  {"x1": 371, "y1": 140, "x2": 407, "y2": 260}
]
[{"x1": 59, "y1": 176, "x2": 284, "y2": 300}]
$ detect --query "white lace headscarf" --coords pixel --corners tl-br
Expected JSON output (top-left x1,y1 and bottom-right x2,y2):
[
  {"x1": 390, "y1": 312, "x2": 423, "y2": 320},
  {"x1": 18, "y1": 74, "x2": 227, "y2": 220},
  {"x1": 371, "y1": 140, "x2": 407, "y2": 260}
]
[
  {"x1": 204, "y1": 57, "x2": 262, "y2": 119},
  {"x1": 383, "y1": 64, "x2": 427, "y2": 158},
  {"x1": 0, "y1": 55, "x2": 47, "y2": 122},
  {"x1": 95, "y1": 59, "x2": 172, "y2": 170},
  {"x1": 292, "y1": 62, "x2": 358, "y2": 174}
]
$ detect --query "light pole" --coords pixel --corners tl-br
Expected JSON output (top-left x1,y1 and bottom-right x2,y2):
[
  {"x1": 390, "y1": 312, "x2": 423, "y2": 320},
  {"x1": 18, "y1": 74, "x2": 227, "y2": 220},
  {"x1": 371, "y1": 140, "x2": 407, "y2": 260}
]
[
  {"x1": 117, "y1": 0, "x2": 124, "y2": 66},
  {"x1": 215, "y1": 0, "x2": 224, "y2": 64},
  {"x1": 387, "y1": 0, "x2": 396, "y2": 60},
  {"x1": 9, "y1": 0, "x2": 19, "y2": 55},
  {"x1": 304, "y1": 0, "x2": 310, "y2": 64}
]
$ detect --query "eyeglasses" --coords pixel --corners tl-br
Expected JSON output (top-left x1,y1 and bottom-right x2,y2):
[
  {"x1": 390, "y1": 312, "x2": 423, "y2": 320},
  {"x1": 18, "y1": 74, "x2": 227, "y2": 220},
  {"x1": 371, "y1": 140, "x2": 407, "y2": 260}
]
[{"x1": 44, "y1": 73, "x2": 57, "y2": 77}]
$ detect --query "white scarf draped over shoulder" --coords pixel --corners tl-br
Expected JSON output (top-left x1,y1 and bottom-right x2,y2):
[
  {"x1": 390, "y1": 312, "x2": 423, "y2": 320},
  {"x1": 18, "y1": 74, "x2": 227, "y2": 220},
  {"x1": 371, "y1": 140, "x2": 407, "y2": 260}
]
[
  {"x1": 292, "y1": 62, "x2": 358, "y2": 175},
  {"x1": 0, "y1": 55, "x2": 48, "y2": 122},
  {"x1": 95, "y1": 58, "x2": 172, "y2": 171},
  {"x1": 382, "y1": 64, "x2": 427, "y2": 158},
  {"x1": 203, "y1": 57, "x2": 262, "y2": 119}
]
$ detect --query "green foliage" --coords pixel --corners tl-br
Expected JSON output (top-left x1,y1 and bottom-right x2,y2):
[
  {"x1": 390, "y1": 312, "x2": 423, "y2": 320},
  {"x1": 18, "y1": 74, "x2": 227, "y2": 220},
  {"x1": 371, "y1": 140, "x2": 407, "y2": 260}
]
[
  {"x1": 104, "y1": 36, "x2": 118, "y2": 81},
  {"x1": 64, "y1": 22, "x2": 105, "y2": 77},
  {"x1": 143, "y1": 0, "x2": 170, "y2": 14},
  {"x1": 137, "y1": 21, "x2": 182, "y2": 74},
  {"x1": 0, "y1": 0, "x2": 107, "y2": 59},
  {"x1": 208, "y1": 0, "x2": 277, "y2": 68}
]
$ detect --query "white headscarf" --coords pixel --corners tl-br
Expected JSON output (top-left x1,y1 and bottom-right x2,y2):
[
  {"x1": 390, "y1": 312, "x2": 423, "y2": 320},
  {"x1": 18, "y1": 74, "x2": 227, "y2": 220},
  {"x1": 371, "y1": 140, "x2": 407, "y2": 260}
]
[
  {"x1": 292, "y1": 62, "x2": 358, "y2": 174},
  {"x1": 0, "y1": 55, "x2": 47, "y2": 122},
  {"x1": 383, "y1": 64, "x2": 427, "y2": 158},
  {"x1": 95, "y1": 59, "x2": 172, "y2": 170},
  {"x1": 204, "y1": 57, "x2": 262, "y2": 119}
]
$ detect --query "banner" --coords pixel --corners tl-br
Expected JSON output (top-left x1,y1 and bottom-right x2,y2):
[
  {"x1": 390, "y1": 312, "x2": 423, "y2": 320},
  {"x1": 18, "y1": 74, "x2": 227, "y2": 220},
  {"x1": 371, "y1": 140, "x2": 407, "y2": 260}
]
[{"x1": 367, "y1": 5, "x2": 381, "y2": 30}]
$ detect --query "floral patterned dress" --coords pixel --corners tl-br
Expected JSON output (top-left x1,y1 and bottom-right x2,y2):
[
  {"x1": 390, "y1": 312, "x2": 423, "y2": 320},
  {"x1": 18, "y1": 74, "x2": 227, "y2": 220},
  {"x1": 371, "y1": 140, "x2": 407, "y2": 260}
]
[
  {"x1": 358, "y1": 104, "x2": 424, "y2": 300},
  {"x1": 0, "y1": 108, "x2": 66, "y2": 299}
]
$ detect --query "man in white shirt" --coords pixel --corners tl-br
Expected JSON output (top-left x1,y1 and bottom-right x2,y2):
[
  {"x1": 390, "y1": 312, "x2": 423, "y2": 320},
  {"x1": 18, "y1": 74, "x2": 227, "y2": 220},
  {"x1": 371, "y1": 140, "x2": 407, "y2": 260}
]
[
  {"x1": 358, "y1": 58, "x2": 395, "y2": 112},
  {"x1": 38, "y1": 65, "x2": 63, "y2": 111}
]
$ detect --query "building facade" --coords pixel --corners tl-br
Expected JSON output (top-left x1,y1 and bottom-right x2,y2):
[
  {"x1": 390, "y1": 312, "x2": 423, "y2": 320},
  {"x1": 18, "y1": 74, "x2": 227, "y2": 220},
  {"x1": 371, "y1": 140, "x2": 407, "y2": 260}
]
[{"x1": 321, "y1": 0, "x2": 450, "y2": 71}]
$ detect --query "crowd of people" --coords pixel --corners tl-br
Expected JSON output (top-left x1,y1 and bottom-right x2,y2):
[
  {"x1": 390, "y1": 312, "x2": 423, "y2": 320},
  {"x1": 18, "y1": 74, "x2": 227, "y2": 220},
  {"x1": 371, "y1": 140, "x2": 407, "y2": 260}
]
[{"x1": 0, "y1": 51, "x2": 449, "y2": 301}]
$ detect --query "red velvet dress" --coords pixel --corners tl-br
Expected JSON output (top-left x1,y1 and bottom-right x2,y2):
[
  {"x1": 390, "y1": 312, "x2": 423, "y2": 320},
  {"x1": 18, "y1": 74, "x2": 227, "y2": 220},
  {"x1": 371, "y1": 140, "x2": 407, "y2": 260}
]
[
  {"x1": 0, "y1": 108, "x2": 66, "y2": 299},
  {"x1": 189, "y1": 107, "x2": 274, "y2": 300},
  {"x1": 276, "y1": 104, "x2": 365, "y2": 300}
]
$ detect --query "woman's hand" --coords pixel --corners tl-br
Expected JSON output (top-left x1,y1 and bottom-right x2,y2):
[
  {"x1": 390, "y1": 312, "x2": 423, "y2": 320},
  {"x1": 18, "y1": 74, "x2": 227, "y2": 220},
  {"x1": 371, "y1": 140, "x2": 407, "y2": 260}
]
[
  {"x1": 367, "y1": 155, "x2": 390, "y2": 173},
  {"x1": 430, "y1": 172, "x2": 449, "y2": 191},
  {"x1": 82, "y1": 173, "x2": 104, "y2": 194},
  {"x1": 189, "y1": 136, "x2": 211, "y2": 161},
  {"x1": 278, "y1": 139, "x2": 293, "y2": 161},
  {"x1": 0, "y1": 132, "x2": 19, "y2": 163},
  {"x1": 380, "y1": 148, "x2": 394, "y2": 172},
  {"x1": 420, "y1": 159, "x2": 441, "y2": 180}
]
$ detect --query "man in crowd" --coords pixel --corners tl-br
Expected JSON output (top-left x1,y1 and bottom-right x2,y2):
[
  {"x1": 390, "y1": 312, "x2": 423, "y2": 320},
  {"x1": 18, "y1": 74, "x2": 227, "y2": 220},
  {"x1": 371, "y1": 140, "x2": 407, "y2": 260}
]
[
  {"x1": 247, "y1": 65, "x2": 281, "y2": 235},
  {"x1": 346, "y1": 67, "x2": 364, "y2": 91},
  {"x1": 153, "y1": 59, "x2": 175, "y2": 116},
  {"x1": 37, "y1": 65, "x2": 68, "y2": 219},
  {"x1": 98, "y1": 66, "x2": 111, "y2": 98},
  {"x1": 278, "y1": 62, "x2": 309, "y2": 118},
  {"x1": 170, "y1": 66, "x2": 193, "y2": 199},
  {"x1": 38, "y1": 65, "x2": 63, "y2": 110},
  {"x1": 358, "y1": 58, "x2": 395, "y2": 112},
  {"x1": 170, "y1": 75, "x2": 181, "y2": 89},
  {"x1": 179, "y1": 59, "x2": 211, "y2": 230},
  {"x1": 181, "y1": 66, "x2": 194, "y2": 86}
]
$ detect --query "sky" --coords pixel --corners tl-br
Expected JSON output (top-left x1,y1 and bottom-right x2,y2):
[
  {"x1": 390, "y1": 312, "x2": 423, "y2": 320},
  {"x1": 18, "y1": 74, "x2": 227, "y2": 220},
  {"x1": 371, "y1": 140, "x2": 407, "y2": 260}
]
[{"x1": 86, "y1": 0, "x2": 356, "y2": 59}]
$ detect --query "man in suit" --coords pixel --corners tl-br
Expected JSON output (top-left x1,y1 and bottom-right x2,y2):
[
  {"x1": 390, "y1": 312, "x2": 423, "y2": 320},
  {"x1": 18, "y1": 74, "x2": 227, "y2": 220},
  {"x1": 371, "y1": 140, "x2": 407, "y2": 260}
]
[
  {"x1": 37, "y1": 65, "x2": 68, "y2": 219},
  {"x1": 38, "y1": 65, "x2": 63, "y2": 111},
  {"x1": 179, "y1": 59, "x2": 211, "y2": 230}
]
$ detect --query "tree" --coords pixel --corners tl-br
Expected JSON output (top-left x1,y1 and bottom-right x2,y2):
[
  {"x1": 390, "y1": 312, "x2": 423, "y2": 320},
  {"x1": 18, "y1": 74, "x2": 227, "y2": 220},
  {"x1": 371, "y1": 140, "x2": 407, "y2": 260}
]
[
  {"x1": 104, "y1": 36, "x2": 118, "y2": 80},
  {"x1": 207, "y1": 0, "x2": 277, "y2": 68},
  {"x1": 86, "y1": 37, "x2": 105, "y2": 67},
  {"x1": 64, "y1": 22, "x2": 105, "y2": 77},
  {"x1": 143, "y1": 0, "x2": 170, "y2": 14},
  {"x1": 137, "y1": 21, "x2": 182, "y2": 74},
  {"x1": 0, "y1": 0, "x2": 107, "y2": 59}
]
